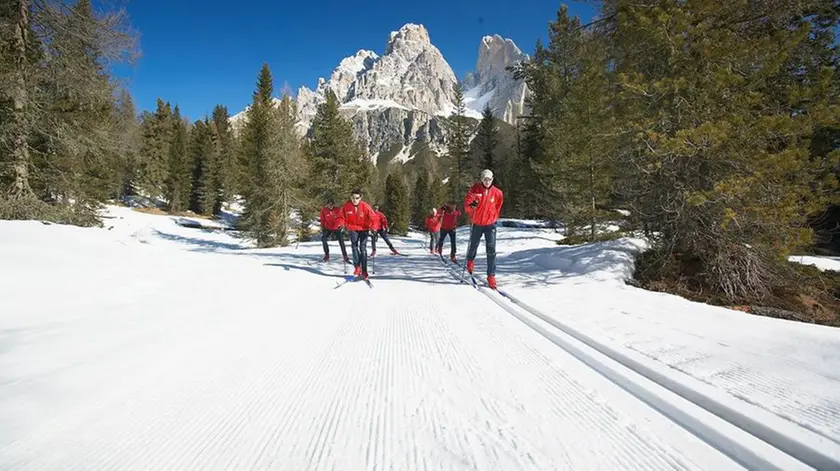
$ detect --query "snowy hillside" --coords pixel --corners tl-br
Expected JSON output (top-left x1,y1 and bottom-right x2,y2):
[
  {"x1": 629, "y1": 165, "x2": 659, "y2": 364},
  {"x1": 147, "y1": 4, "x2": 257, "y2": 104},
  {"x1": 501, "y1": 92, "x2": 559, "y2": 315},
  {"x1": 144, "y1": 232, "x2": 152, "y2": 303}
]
[{"x1": 1, "y1": 206, "x2": 839, "y2": 469}]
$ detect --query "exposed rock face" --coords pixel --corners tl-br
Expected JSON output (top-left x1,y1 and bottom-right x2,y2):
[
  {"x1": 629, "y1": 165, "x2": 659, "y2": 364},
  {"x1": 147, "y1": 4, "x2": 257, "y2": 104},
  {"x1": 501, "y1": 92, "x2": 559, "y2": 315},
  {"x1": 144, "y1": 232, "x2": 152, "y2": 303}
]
[
  {"x1": 231, "y1": 24, "x2": 530, "y2": 162},
  {"x1": 351, "y1": 24, "x2": 458, "y2": 115},
  {"x1": 462, "y1": 35, "x2": 530, "y2": 124},
  {"x1": 346, "y1": 107, "x2": 448, "y2": 158}
]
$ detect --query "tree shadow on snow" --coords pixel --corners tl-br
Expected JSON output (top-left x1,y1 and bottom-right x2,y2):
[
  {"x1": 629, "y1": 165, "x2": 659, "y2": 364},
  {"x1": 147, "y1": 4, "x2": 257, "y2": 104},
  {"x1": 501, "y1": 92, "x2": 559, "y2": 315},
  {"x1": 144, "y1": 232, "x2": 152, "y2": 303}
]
[
  {"x1": 152, "y1": 229, "x2": 244, "y2": 252},
  {"x1": 485, "y1": 238, "x2": 645, "y2": 288}
]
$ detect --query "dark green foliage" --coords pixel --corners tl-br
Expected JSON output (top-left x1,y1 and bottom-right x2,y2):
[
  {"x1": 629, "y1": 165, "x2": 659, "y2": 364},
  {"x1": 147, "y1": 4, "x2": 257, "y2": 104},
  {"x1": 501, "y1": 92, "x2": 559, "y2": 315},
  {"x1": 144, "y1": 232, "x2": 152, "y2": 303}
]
[
  {"x1": 305, "y1": 90, "x2": 369, "y2": 204},
  {"x1": 187, "y1": 118, "x2": 220, "y2": 215},
  {"x1": 384, "y1": 169, "x2": 410, "y2": 235},
  {"x1": 111, "y1": 90, "x2": 141, "y2": 201},
  {"x1": 506, "y1": 0, "x2": 840, "y2": 313},
  {"x1": 603, "y1": 0, "x2": 838, "y2": 301},
  {"x1": 237, "y1": 65, "x2": 306, "y2": 247},
  {"x1": 442, "y1": 84, "x2": 473, "y2": 203},
  {"x1": 0, "y1": 0, "x2": 137, "y2": 224},
  {"x1": 210, "y1": 104, "x2": 237, "y2": 204},
  {"x1": 140, "y1": 99, "x2": 173, "y2": 199},
  {"x1": 238, "y1": 64, "x2": 283, "y2": 247},
  {"x1": 472, "y1": 105, "x2": 499, "y2": 173},
  {"x1": 427, "y1": 172, "x2": 445, "y2": 213},
  {"x1": 411, "y1": 171, "x2": 431, "y2": 227},
  {"x1": 165, "y1": 106, "x2": 190, "y2": 212}
]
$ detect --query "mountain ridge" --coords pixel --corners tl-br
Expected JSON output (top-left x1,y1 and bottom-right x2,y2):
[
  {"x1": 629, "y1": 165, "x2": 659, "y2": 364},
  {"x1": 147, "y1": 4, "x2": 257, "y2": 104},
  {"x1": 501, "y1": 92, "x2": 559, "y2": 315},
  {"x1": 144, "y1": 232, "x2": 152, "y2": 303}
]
[{"x1": 232, "y1": 23, "x2": 530, "y2": 161}]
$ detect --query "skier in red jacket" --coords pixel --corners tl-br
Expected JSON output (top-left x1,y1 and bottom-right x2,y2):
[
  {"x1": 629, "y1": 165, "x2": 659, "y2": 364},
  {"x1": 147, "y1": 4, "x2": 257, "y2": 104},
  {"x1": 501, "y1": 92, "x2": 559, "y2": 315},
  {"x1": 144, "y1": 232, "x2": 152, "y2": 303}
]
[
  {"x1": 319, "y1": 199, "x2": 349, "y2": 263},
  {"x1": 435, "y1": 202, "x2": 461, "y2": 262},
  {"x1": 424, "y1": 208, "x2": 442, "y2": 254},
  {"x1": 340, "y1": 189, "x2": 375, "y2": 279},
  {"x1": 463, "y1": 169, "x2": 504, "y2": 289},
  {"x1": 369, "y1": 204, "x2": 400, "y2": 256}
]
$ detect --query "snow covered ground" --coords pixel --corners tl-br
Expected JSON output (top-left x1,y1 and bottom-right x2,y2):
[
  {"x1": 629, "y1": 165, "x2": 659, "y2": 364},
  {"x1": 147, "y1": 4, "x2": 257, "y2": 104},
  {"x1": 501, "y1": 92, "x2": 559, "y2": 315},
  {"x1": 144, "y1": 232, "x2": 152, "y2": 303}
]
[
  {"x1": 1, "y1": 206, "x2": 839, "y2": 470},
  {"x1": 789, "y1": 255, "x2": 840, "y2": 273}
]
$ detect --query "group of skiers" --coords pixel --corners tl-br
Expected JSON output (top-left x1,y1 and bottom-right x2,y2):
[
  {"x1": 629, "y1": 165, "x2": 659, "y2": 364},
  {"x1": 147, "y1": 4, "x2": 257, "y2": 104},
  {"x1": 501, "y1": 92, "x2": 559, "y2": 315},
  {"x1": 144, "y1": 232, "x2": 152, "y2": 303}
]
[{"x1": 318, "y1": 168, "x2": 503, "y2": 289}]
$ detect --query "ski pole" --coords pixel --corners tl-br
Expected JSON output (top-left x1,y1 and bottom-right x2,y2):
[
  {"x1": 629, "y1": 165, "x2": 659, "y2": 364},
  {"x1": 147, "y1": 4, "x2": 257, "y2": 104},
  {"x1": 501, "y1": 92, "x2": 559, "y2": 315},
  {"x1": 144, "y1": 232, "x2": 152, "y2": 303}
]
[{"x1": 460, "y1": 222, "x2": 475, "y2": 284}]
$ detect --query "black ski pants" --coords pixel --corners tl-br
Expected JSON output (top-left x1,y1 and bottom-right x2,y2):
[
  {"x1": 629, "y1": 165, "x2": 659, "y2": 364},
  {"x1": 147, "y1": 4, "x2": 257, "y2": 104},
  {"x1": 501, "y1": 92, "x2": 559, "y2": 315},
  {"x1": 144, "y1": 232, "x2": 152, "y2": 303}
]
[
  {"x1": 436, "y1": 229, "x2": 456, "y2": 256},
  {"x1": 370, "y1": 229, "x2": 395, "y2": 253},
  {"x1": 349, "y1": 230, "x2": 369, "y2": 273},
  {"x1": 321, "y1": 229, "x2": 348, "y2": 258}
]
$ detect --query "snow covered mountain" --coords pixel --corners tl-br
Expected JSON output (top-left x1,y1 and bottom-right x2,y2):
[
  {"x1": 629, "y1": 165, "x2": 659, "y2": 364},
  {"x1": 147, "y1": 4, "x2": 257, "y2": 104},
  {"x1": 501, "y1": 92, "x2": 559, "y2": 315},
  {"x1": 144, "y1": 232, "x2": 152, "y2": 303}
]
[
  {"x1": 231, "y1": 24, "x2": 530, "y2": 160},
  {"x1": 462, "y1": 34, "x2": 530, "y2": 124}
]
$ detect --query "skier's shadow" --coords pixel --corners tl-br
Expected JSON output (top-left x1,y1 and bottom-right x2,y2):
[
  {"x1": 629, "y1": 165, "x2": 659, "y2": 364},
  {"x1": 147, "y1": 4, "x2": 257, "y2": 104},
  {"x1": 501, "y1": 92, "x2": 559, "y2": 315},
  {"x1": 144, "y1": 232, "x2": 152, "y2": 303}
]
[
  {"x1": 263, "y1": 263, "x2": 348, "y2": 280},
  {"x1": 263, "y1": 262, "x2": 460, "y2": 286}
]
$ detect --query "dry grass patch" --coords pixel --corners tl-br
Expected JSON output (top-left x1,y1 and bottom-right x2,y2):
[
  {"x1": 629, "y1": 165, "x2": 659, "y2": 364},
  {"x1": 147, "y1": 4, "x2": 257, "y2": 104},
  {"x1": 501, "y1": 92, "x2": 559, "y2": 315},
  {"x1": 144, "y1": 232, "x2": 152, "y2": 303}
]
[
  {"x1": 633, "y1": 249, "x2": 840, "y2": 327},
  {"x1": 132, "y1": 207, "x2": 214, "y2": 220}
]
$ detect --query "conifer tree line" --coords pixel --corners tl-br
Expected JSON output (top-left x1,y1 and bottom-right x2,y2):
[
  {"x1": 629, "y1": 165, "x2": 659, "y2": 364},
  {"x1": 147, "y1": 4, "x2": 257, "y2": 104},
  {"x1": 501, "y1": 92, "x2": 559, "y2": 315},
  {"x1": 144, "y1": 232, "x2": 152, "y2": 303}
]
[
  {"x1": 3, "y1": 1, "x2": 837, "y2": 306},
  {"x1": 508, "y1": 1, "x2": 839, "y2": 304},
  {"x1": 0, "y1": 0, "x2": 532, "y2": 245}
]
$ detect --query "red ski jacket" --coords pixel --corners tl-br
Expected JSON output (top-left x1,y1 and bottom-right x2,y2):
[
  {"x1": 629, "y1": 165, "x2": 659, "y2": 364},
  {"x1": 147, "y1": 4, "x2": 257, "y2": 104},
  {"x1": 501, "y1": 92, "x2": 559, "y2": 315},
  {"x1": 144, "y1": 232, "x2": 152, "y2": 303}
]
[
  {"x1": 371, "y1": 210, "x2": 388, "y2": 231},
  {"x1": 341, "y1": 200, "x2": 375, "y2": 231},
  {"x1": 319, "y1": 207, "x2": 344, "y2": 231},
  {"x1": 438, "y1": 207, "x2": 461, "y2": 231},
  {"x1": 425, "y1": 213, "x2": 442, "y2": 232},
  {"x1": 464, "y1": 183, "x2": 504, "y2": 226}
]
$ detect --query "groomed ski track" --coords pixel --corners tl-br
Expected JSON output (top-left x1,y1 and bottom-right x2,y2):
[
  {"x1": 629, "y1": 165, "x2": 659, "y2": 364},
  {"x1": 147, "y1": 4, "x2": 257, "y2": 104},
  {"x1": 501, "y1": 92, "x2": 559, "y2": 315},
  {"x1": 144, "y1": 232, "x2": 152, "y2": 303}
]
[{"x1": 1, "y1": 225, "x2": 837, "y2": 470}]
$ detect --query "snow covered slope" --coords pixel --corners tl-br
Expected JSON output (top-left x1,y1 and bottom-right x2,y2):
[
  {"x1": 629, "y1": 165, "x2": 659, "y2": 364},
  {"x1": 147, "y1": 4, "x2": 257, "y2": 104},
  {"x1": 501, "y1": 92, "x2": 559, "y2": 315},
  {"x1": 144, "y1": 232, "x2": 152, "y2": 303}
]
[{"x1": 1, "y1": 207, "x2": 839, "y2": 469}]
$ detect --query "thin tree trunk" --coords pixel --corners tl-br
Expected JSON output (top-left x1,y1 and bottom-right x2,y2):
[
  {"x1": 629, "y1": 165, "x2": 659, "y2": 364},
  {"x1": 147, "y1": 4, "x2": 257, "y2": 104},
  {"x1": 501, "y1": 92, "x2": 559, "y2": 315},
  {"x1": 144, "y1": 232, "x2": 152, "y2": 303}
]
[
  {"x1": 12, "y1": 0, "x2": 32, "y2": 198},
  {"x1": 589, "y1": 148, "x2": 596, "y2": 242}
]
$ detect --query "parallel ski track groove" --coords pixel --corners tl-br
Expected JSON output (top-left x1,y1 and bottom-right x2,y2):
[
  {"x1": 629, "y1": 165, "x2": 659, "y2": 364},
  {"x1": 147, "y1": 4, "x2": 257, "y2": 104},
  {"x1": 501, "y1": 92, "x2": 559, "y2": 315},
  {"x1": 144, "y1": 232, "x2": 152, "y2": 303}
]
[
  {"x1": 471, "y1": 307, "x2": 693, "y2": 470},
  {"x1": 435, "y1": 254, "x2": 714, "y2": 469},
  {"x1": 596, "y1": 306, "x2": 840, "y2": 445},
  {"x1": 431, "y1": 255, "x2": 792, "y2": 470},
  {"x1": 435, "y1": 254, "x2": 839, "y2": 470}
]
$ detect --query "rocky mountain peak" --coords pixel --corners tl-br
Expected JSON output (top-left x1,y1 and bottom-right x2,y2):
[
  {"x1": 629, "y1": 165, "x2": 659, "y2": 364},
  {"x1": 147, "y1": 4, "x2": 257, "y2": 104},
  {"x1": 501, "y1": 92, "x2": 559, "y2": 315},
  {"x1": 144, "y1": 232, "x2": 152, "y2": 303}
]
[
  {"x1": 341, "y1": 23, "x2": 458, "y2": 115},
  {"x1": 475, "y1": 35, "x2": 527, "y2": 85},
  {"x1": 461, "y1": 34, "x2": 530, "y2": 125},
  {"x1": 233, "y1": 23, "x2": 530, "y2": 159},
  {"x1": 386, "y1": 23, "x2": 432, "y2": 54}
]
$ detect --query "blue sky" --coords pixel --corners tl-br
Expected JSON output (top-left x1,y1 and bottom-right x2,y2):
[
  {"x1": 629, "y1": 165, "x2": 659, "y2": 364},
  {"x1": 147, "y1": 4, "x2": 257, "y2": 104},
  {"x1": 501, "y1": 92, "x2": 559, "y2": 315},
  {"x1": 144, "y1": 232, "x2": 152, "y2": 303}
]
[{"x1": 115, "y1": 1, "x2": 598, "y2": 121}]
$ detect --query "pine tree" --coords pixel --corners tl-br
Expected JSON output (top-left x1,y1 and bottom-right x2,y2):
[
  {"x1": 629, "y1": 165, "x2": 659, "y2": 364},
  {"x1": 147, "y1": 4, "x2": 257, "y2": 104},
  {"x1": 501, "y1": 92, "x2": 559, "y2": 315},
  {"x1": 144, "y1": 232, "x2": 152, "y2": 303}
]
[
  {"x1": 411, "y1": 171, "x2": 430, "y2": 227},
  {"x1": 188, "y1": 119, "x2": 217, "y2": 214},
  {"x1": 112, "y1": 89, "x2": 141, "y2": 201},
  {"x1": 166, "y1": 106, "x2": 190, "y2": 212},
  {"x1": 271, "y1": 94, "x2": 306, "y2": 246},
  {"x1": 140, "y1": 99, "x2": 173, "y2": 200},
  {"x1": 428, "y1": 172, "x2": 444, "y2": 211},
  {"x1": 306, "y1": 90, "x2": 368, "y2": 203},
  {"x1": 210, "y1": 104, "x2": 237, "y2": 202},
  {"x1": 473, "y1": 104, "x2": 499, "y2": 172},
  {"x1": 384, "y1": 170, "x2": 410, "y2": 235},
  {"x1": 443, "y1": 84, "x2": 473, "y2": 203},
  {"x1": 238, "y1": 63, "x2": 291, "y2": 247},
  {"x1": 512, "y1": 7, "x2": 582, "y2": 226},
  {"x1": 35, "y1": 0, "x2": 134, "y2": 223}
]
